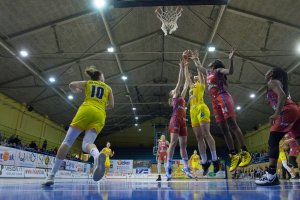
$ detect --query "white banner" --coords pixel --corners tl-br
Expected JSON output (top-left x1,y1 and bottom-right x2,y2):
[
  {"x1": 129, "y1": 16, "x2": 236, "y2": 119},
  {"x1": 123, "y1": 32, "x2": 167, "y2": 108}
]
[
  {"x1": 36, "y1": 154, "x2": 55, "y2": 169},
  {"x1": 57, "y1": 170, "x2": 73, "y2": 178},
  {"x1": 24, "y1": 168, "x2": 45, "y2": 178},
  {"x1": 110, "y1": 160, "x2": 133, "y2": 173},
  {"x1": 72, "y1": 172, "x2": 89, "y2": 179},
  {"x1": 0, "y1": 165, "x2": 24, "y2": 177},
  {"x1": 0, "y1": 146, "x2": 15, "y2": 166},
  {"x1": 15, "y1": 150, "x2": 37, "y2": 168}
]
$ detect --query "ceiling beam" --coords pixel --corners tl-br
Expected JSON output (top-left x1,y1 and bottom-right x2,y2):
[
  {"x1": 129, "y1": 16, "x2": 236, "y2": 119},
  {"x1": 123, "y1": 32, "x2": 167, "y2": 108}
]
[
  {"x1": 0, "y1": 30, "x2": 160, "y2": 86},
  {"x1": 202, "y1": 5, "x2": 226, "y2": 66},
  {"x1": 6, "y1": 9, "x2": 96, "y2": 41},
  {"x1": 227, "y1": 6, "x2": 300, "y2": 33},
  {"x1": 0, "y1": 37, "x2": 77, "y2": 110}
]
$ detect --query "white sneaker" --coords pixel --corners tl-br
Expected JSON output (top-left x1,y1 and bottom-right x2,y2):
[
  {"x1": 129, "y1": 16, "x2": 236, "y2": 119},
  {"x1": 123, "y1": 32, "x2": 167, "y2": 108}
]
[
  {"x1": 42, "y1": 174, "x2": 55, "y2": 186},
  {"x1": 93, "y1": 153, "x2": 106, "y2": 181},
  {"x1": 181, "y1": 167, "x2": 193, "y2": 179},
  {"x1": 255, "y1": 172, "x2": 280, "y2": 186}
]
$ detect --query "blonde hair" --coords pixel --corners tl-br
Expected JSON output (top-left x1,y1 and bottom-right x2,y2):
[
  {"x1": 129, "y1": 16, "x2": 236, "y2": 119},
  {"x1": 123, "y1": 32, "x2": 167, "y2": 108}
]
[{"x1": 85, "y1": 66, "x2": 102, "y2": 80}]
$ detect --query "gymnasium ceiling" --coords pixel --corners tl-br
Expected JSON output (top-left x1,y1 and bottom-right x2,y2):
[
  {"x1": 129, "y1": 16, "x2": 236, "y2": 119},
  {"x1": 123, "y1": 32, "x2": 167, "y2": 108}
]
[{"x1": 1, "y1": 0, "x2": 300, "y2": 144}]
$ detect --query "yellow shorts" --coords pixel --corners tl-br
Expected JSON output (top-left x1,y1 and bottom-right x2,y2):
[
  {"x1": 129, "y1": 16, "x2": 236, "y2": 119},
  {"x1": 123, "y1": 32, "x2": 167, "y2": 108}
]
[
  {"x1": 105, "y1": 156, "x2": 110, "y2": 168},
  {"x1": 279, "y1": 151, "x2": 287, "y2": 161},
  {"x1": 70, "y1": 105, "x2": 106, "y2": 133},
  {"x1": 190, "y1": 103, "x2": 211, "y2": 127},
  {"x1": 191, "y1": 162, "x2": 200, "y2": 170}
]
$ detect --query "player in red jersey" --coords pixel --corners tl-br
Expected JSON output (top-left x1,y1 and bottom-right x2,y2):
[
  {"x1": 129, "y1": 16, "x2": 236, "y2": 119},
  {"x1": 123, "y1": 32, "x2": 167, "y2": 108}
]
[
  {"x1": 191, "y1": 50, "x2": 251, "y2": 172},
  {"x1": 156, "y1": 135, "x2": 169, "y2": 181},
  {"x1": 166, "y1": 59, "x2": 191, "y2": 181},
  {"x1": 255, "y1": 67, "x2": 300, "y2": 186},
  {"x1": 283, "y1": 132, "x2": 300, "y2": 179}
]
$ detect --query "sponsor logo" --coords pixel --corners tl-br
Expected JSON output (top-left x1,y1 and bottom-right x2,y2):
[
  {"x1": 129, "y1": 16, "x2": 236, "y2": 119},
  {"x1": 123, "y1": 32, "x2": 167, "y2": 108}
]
[
  {"x1": 25, "y1": 169, "x2": 44, "y2": 175},
  {"x1": 117, "y1": 160, "x2": 131, "y2": 165},
  {"x1": 0, "y1": 151, "x2": 14, "y2": 161}
]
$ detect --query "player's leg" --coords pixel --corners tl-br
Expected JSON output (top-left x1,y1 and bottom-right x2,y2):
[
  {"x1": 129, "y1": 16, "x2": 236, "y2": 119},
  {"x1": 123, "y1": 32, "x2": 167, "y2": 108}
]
[
  {"x1": 178, "y1": 135, "x2": 192, "y2": 178},
  {"x1": 255, "y1": 132, "x2": 285, "y2": 186},
  {"x1": 42, "y1": 126, "x2": 82, "y2": 186},
  {"x1": 83, "y1": 129, "x2": 106, "y2": 181},
  {"x1": 289, "y1": 155, "x2": 300, "y2": 179},
  {"x1": 281, "y1": 160, "x2": 295, "y2": 178},
  {"x1": 156, "y1": 159, "x2": 162, "y2": 181},
  {"x1": 166, "y1": 131, "x2": 179, "y2": 180}
]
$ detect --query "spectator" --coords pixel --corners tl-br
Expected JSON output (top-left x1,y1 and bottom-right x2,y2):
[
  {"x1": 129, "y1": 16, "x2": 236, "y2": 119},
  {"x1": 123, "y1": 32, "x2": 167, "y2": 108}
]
[
  {"x1": 13, "y1": 135, "x2": 21, "y2": 147},
  {"x1": 7, "y1": 134, "x2": 16, "y2": 145},
  {"x1": 42, "y1": 140, "x2": 47, "y2": 150},
  {"x1": 29, "y1": 141, "x2": 38, "y2": 150}
]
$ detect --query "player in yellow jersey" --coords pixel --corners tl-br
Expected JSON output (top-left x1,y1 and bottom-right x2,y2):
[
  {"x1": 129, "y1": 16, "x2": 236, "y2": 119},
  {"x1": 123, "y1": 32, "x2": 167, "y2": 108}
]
[
  {"x1": 190, "y1": 150, "x2": 201, "y2": 179},
  {"x1": 101, "y1": 142, "x2": 114, "y2": 175},
  {"x1": 278, "y1": 139, "x2": 295, "y2": 179},
  {"x1": 184, "y1": 61, "x2": 219, "y2": 176},
  {"x1": 42, "y1": 66, "x2": 114, "y2": 186}
]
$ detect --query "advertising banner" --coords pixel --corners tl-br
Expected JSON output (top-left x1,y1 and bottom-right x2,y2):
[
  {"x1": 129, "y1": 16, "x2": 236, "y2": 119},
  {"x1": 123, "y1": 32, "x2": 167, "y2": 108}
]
[
  {"x1": 0, "y1": 146, "x2": 15, "y2": 166},
  {"x1": 15, "y1": 150, "x2": 37, "y2": 168},
  {"x1": 57, "y1": 170, "x2": 72, "y2": 178},
  {"x1": 0, "y1": 165, "x2": 24, "y2": 177},
  {"x1": 110, "y1": 160, "x2": 133, "y2": 173},
  {"x1": 36, "y1": 154, "x2": 55, "y2": 169},
  {"x1": 24, "y1": 168, "x2": 45, "y2": 178}
]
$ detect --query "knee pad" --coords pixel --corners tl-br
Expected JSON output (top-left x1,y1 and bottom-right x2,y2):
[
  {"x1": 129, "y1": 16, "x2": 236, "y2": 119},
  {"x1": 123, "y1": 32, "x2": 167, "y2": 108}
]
[
  {"x1": 82, "y1": 129, "x2": 97, "y2": 153},
  {"x1": 62, "y1": 127, "x2": 81, "y2": 147}
]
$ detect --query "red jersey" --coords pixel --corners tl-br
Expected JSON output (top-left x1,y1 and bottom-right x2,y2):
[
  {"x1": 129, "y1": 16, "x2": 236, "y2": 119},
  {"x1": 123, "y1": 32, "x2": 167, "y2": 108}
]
[
  {"x1": 171, "y1": 96, "x2": 186, "y2": 118},
  {"x1": 287, "y1": 132, "x2": 299, "y2": 149},
  {"x1": 158, "y1": 141, "x2": 168, "y2": 153},
  {"x1": 206, "y1": 69, "x2": 227, "y2": 98},
  {"x1": 267, "y1": 81, "x2": 294, "y2": 110}
]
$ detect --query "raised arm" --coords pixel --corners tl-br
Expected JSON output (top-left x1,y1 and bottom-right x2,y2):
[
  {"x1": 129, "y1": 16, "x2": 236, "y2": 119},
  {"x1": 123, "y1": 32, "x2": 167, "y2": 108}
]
[
  {"x1": 69, "y1": 81, "x2": 87, "y2": 93},
  {"x1": 106, "y1": 86, "x2": 114, "y2": 110},
  {"x1": 184, "y1": 63, "x2": 193, "y2": 88},
  {"x1": 192, "y1": 50, "x2": 207, "y2": 75},
  {"x1": 217, "y1": 50, "x2": 235, "y2": 75},
  {"x1": 199, "y1": 71, "x2": 205, "y2": 84},
  {"x1": 181, "y1": 64, "x2": 189, "y2": 97},
  {"x1": 172, "y1": 60, "x2": 185, "y2": 97}
]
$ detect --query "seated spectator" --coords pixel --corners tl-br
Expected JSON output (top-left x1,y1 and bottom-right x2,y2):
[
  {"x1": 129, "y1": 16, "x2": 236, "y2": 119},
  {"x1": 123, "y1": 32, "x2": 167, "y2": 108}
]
[
  {"x1": 42, "y1": 140, "x2": 47, "y2": 150},
  {"x1": 29, "y1": 140, "x2": 38, "y2": 150},
  {"x1": 13, "y1": 135, "x2": 22, "y2": 147},
  {"x1": 7, "y1": 134, "x2": 16, "y2": 145}
]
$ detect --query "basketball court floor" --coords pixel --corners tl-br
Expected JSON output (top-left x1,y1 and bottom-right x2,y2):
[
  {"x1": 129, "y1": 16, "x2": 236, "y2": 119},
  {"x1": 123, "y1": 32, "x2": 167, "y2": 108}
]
[{"x1": 0, "y1": 178, "x2": 299, "y2": 200}]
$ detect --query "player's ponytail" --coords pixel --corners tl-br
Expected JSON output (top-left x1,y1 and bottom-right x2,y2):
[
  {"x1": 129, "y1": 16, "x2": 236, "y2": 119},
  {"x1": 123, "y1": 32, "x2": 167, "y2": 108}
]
[
  {"x1": 85, "y1": 66, "x2": 102, "y2": 81},
  {"x1": 270, "y1": 67, "x2": 289, "y2": 95}
]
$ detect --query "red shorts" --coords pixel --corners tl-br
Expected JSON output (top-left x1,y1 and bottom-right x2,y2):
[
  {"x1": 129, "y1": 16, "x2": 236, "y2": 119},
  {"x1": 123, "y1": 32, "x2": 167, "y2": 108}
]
[
  {"x1": 169, "y1": 115, "x2": 187, "y2": 136},
  {"x1": 270, "y1": 103, "x2": 300, "y2": 136},
  {"x1": 158, "y1": 152, "x2": 167, "y2": 161},
  {"x1": 290, "y1": 146, "x2": 300, "y2": 156},
  {"x1": 212, "y1": 93, "x2": 236, "y2": 123}
]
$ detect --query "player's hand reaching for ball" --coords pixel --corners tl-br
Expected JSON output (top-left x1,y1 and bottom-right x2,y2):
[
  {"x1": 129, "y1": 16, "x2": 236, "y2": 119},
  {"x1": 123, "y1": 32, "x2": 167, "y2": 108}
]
[{"x1": 229, "y1": 49, "x2": 235, "y2": 60}]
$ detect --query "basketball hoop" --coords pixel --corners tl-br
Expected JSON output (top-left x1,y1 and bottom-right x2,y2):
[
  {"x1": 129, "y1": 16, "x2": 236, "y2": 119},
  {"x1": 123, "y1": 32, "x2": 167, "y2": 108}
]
[{"x1": 155, "y1": 6, "x2": 183, "y2": 36}]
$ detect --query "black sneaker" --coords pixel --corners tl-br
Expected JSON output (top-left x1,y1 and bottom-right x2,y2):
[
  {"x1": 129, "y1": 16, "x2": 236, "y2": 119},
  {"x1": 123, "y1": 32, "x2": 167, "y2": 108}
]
[
  {"x1": 212, "y1": 160, "x2": 220, "y2": 173},
  {"x1": 255, "y1": 172, "x2": 280, "y2": 186},
  {"x1": 202, "y1": 161, "x2": 211, "y2": 176},
  {"x1": 156, "y1": 175, "x2": 161, "y2": 181}
]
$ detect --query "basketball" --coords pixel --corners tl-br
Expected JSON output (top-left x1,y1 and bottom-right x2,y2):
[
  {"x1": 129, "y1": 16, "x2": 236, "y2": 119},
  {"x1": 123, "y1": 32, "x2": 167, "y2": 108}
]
[{"x1": 182, "y1": 50, "x2": 193, "y2": 60}]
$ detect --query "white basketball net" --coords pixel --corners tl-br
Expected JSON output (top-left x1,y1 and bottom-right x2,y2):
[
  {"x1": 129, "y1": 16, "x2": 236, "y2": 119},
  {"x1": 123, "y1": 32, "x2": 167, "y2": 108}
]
[{"x1": 155, "y1": 6, "x2": 183, "y2": 36}]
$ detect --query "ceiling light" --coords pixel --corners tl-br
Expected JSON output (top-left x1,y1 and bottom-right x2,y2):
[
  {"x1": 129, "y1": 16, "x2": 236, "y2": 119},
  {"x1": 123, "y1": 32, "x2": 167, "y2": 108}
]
[
  {"x1": 49, "y1": 77, "x2": 56, "y2": 83},
  {"x1": 132, "y1": 107, "x2": 136, "y2": 111},
  {"x1": 134, "y1": 123, "x2": 138, "y2": 127},
  {"x1": 107, "y1": 46, "x2": 114, "y2": 53},
  {"x1": 250, "y1": 93, "x2": 256, "y2": 99},
  {"x1": 68, "y1": 95, "x2": 74, "y2": 100},
  {"x1": 208, "y1": 46, "x2": 216, "y2": 52},
  {"x1": 236, "y1": 106, "x2": 241, "y2": 110},
  {"x1": 138, "y1": 129, "x2": 141, "y2": 132},
  {"x1": 135, "y1": 116, "x2": 139, "y2": 120},
  {"x1": 121, "y1": 75, "x2": 128, "y2": 80},
  {"x1": 20, "y1": 50, "x2": 29, "y2": 57},
  {"x1": 94, "y1": 0, "x2": 106, "y2": 8}
]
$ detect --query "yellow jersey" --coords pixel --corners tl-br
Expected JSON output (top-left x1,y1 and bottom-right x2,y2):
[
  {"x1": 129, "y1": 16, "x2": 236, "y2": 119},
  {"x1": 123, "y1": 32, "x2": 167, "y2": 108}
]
[
  {"x1": 190, "y1": 154, "x2": 200, "y2": 162},
  {"x1": 189, "y1": 82, "x2": 205, "y2": 108},
  {"x1": 102, "y1": 147, "x2": 112, "y2": 157},
  {"x1": 82, "y1": 80, "x2": 111, "y2": 111}
]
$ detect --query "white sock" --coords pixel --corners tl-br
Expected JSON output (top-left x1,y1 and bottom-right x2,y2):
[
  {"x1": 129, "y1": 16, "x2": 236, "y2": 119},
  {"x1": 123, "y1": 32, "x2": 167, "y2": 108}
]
[
  {"x1": 200, "y1": 154, "x2": 207, "y2": 164},
  {"x1": 164, "y1": 162, "x2": 167, "y2": 172},
  {"x1": 50, "y1": 158, "x2": 63, "y2": 176},
  {"x1": 211, "y1": 150, "x2": 218, "y2": 161},
  {"x1": 90, "y1": 147, "x2": 100, "y2": 159},
  {"x1": 182, "y1": 158, "x2": 189, "y2": 169},
  {"x1": 157, "y1": 162, "x2": 161, "y2": 174}
]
